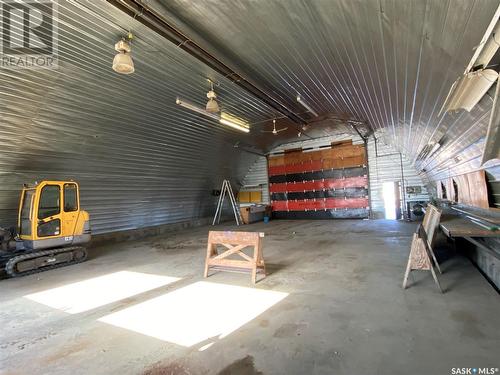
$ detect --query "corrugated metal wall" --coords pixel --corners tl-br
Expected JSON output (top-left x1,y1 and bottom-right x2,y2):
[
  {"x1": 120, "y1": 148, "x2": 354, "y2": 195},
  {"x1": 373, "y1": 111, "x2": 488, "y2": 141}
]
[
  {"x1": 239, "y1": 157, "x2": 270, "y2": 205},
  {"x1": 0, "y1": 0, "x2": 278, "y2": 234}
]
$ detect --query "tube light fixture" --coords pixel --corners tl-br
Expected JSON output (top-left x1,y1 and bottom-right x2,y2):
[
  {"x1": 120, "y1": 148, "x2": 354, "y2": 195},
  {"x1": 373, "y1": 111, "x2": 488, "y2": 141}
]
[
  {"x1": 297, "y1": 95, "x2": 318, "y2": 117},
  {"x1": 481, "y1": 76, "x2": 500, "y2": 164},
  {"x1": 175, "y1": 98, "x2": 250, "y2": 133},
  {"x1": 175, "y1": 98, "x2": 219, "y2": 120},
  {"x1": 466, "y1": 5, "x2": 500, "y2": 72},
  {"x1": 474, "y1": 20, "x2": 500, "y2": 69},
  {"x1": 220, "y1": 113, "x2": 250, "y2": 133},
  {"x1": 427, "y1": 142, "x2": 441, "y2": 158}
]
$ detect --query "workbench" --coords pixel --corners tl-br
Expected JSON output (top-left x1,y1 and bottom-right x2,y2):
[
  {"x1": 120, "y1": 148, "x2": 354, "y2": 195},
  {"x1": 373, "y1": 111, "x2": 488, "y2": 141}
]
[
  {"x1": 439, "y1": 207, "x2": 500, "y2": 260},
  {"x1": 440, "y1": 215, "x2": 500, "y2": 238}
]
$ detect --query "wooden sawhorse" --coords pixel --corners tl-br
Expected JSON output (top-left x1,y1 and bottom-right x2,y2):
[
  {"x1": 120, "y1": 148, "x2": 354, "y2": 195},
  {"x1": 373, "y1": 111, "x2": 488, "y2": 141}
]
[
  {"x1": 403, "y1": 225, "x2": 442, "y2": 292},
  {"x1": 204, "y1": 231, "x2": 266, "y2": 284}
]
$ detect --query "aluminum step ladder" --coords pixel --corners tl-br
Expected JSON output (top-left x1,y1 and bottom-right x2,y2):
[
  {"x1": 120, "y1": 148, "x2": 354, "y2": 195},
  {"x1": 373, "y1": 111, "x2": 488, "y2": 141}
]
[{"x1": 213, "y1": 179, "x2": 244, "y2": 226}]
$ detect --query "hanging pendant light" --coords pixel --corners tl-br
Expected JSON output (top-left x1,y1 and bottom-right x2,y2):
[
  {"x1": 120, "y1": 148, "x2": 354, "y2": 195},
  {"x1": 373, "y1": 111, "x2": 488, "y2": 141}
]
[
  {"x1": 113, "y1": 33, "x2": 134, "y2": 74},
  {"x1": 206, "y1": 81, "x2": 220, "y2": 113}
]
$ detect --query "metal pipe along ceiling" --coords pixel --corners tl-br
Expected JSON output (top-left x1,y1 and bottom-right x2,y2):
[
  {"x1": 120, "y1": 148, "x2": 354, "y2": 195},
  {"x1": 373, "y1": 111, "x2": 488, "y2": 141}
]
[{"x1": 106, "y1": 0, "x2": 309, "y2": 135}]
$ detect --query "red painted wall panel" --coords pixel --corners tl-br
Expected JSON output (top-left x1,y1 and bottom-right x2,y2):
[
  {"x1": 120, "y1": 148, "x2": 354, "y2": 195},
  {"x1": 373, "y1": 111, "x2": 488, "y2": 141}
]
[
  {"x1": 324, "y1": 197, "x2": 368, "y2": 209},
  {"x1": 270, "y1": 177, "x2": 368, "y2": 193},
  {"x1": 324, "y1": 176, "x2": 368, "y2": 189},
  {"x1": 272, "y1": 201, "x2": 288, "y2": 211},
  {"x1": 269, "y1": 182, "x2": 287, "y2": 193},
  {"x1": 269, "y1": 165, "x2": 287, "y2": 176},
  {"x1": 280, "y1": 198, "x2": 369, "y2": 211}
]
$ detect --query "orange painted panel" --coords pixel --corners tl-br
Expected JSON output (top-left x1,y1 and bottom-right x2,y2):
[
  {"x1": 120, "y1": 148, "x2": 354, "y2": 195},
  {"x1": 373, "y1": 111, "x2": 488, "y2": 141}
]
[
  {"x1": 268, "y1": 155, "x2": 285, "y2": 167},
  {"x1": 309, "y1": 150, "x2": 323, "y2": 161},
  {"x1": 320, "y1": 149, "x2": 334, "y2": 160},
  {"x1": 322, "y1": 158, "x2": 343, "y2": 169},
  {"x1": 298, "y1": 152, "x2": 311, "y2": 162},
  {"x1": 285, "y1": 152, "x2": 302, "y2": 165},
  {"x1": 340, "y1": 155, "x2": 365, "y2": 168}
]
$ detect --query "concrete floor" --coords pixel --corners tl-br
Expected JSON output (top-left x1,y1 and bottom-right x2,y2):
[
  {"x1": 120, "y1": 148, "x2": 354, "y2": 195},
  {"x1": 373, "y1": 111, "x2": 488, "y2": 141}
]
[{"x1": 1, "y1": 219, "x2": 499, "y2": 375}]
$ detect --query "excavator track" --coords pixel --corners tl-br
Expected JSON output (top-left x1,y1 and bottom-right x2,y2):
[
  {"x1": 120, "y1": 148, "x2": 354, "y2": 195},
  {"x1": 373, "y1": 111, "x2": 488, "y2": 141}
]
[{"x1": 5, "y1": 246, "x2": 88, "y2": 277}]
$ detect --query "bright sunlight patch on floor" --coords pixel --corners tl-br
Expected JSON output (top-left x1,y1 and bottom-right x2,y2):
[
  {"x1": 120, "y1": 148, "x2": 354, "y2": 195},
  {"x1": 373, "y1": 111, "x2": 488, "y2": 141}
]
[
  {"x1": 98, "y1": 281, "x2": 288, "y2": 347},
  {"x1": 24, "y1": 271, "x2": 180, "y2": 314}
]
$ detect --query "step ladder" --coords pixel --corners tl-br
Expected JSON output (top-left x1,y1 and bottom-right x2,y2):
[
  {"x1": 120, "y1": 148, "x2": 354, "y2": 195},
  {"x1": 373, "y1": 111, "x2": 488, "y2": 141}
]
[{"x1": 213, "y1": 179, "x2": 244, "y2": 226}]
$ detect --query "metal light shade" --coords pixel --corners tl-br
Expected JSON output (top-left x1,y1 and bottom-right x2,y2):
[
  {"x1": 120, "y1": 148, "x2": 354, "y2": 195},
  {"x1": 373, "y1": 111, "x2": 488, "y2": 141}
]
[
  {"x1": 206, "y1": 98, "x2": 220, "y2": 113},
  {"x1": 442, "y1": 69, "x2": 498, "y2": 113},
  {"x1": 113, "y1": 51, "x2": 135, "y2": 74},
  {"x1": 481, "y1": 76, "x2": 500, "y2": 164}
]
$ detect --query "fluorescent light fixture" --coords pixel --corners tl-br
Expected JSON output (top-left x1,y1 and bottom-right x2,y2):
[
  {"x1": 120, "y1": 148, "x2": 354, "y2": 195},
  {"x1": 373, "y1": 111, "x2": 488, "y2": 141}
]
[
  {"x1": 416, "y1": 141, "x2": 441, "y2": 161},
  {"x1": 24, "y1": 271, "x2": 179, "y2": 314},
  {"x1": 113, "y1": 39, "x2": 134, "y2": 74},
  {"x1": 297, "y1": 94, "x2": 318, "y2": 117},
  {"x1": 99, "y1": 281, "x2": 288, "y2": 347},
  {"x1": 481, "y1": 75, "x2": 500, "y2": 164},
  {"x1": 427, "y1": 142, "x2": 441, "y2": 158},
  {"x1": 176, "y1": 98, "x2": 249, "y2": 133},
  {"x1": 466, "y1": 5, "x2": 500, "y2": 72},
  {"x1": 176, "y1": 98, "x2": 219, "y2": 120},
  {"x1": 220, "y1": 113, "x2": 250, "y2": 133},
  {"x1": 440, "y1": 69, "x2": 498, "y2": 114},
  {"x1": 219, "y1": 118, "x2": 250, "y2": 133},
  {"x1": 474, "y1": 20, "x2": 500, "y2": 69}
]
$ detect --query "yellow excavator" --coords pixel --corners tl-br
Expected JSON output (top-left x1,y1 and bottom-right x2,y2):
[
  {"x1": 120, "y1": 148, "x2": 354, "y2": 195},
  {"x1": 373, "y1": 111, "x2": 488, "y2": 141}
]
[{"x1": 0, "y1": 181, "x2": 91, "y2": 277}]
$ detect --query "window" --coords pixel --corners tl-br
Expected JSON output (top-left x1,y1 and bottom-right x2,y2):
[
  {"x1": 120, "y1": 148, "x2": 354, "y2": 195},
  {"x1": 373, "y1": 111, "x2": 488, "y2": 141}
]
[
  {"x1": 64, "y1": 184, "x2": 78, "y2": 212},
  {"x1": 20, "y1": 189, "x2": 35, "y2": 236},
  {"x1": 38, "y1": 185, "x2": 60, "y2": 219},
  {"x1": 37, "y1": 219, "x2": 60, "y2": 237}
]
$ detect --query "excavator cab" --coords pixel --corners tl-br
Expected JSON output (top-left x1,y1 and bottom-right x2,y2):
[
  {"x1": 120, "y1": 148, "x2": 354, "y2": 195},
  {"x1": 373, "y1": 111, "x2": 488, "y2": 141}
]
[
  {"x1": 0, "y1": 181, "x2": 91, "y2": 277},
  {"x1": 18, "y1": 181, "x2": 91, "y2": 250}
]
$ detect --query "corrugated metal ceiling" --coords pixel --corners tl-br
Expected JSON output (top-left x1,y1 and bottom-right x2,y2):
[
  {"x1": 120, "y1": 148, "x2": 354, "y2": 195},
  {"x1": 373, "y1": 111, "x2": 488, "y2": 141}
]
[{"x1": 147, "y1": 0, "x2": 500, "y2": 181}]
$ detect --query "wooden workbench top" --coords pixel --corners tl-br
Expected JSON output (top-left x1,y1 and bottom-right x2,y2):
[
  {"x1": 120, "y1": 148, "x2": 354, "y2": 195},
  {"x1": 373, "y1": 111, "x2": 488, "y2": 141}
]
[
  {"x1": 450, "y1": 205, "x2": 500, "y2": 225},
  {"x1": 439, "y1": 214, "x2": 500, "y2": 238}
]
